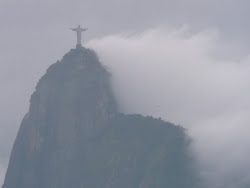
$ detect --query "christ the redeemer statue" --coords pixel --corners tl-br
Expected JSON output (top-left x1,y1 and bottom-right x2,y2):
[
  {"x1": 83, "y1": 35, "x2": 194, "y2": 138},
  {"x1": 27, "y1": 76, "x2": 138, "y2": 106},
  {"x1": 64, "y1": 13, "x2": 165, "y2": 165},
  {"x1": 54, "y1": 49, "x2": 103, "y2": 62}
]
[{"x1": 71, "y1": 25, "x2": 88, "y2": 49}]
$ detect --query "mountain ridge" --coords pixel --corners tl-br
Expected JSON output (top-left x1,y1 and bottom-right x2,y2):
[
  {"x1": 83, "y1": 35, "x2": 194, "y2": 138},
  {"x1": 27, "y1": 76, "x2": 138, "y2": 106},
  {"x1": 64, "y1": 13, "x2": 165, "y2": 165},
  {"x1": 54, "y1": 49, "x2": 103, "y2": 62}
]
[{"x1": 3, "y1": 47, "x2": 201, "y2": 188}]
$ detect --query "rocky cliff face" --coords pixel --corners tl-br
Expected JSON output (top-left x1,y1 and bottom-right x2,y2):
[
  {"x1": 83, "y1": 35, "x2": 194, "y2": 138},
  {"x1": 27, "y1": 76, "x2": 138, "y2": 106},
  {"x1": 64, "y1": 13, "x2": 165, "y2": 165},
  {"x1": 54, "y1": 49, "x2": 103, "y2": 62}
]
[{"x1": 3, "y1": 47, "x2": 200, "y2": 188}]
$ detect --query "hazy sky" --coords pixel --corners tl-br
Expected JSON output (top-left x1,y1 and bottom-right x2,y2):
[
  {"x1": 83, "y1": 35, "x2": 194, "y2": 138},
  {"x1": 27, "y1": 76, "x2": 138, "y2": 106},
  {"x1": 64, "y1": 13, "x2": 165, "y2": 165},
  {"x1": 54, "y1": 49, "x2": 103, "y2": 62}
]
[{"x1": 1, "y1": 0, "x2": 250, "y2": 187}]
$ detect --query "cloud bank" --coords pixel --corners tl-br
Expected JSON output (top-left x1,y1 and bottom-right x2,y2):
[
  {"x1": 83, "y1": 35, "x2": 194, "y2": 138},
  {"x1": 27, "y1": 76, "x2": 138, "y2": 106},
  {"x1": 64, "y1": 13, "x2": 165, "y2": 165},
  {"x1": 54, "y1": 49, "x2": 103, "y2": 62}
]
[{"x1": 87, "y1": 28, "x2": 250, "y2": 188}]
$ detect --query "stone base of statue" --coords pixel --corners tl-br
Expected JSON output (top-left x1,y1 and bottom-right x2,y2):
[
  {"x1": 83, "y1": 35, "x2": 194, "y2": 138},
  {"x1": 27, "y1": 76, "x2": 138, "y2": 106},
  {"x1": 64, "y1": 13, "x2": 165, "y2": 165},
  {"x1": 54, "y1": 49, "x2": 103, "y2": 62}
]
[{"x1": 76, "y1": 44, "x2": 83, "y2": 49}]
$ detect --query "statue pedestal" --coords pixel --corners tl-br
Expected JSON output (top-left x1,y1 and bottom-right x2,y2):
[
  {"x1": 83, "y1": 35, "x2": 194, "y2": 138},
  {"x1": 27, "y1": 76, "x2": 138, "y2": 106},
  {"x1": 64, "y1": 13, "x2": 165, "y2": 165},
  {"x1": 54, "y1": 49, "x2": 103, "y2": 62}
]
[{"x1": 76, "y1": 44, "x2": 83, "y2": 49}]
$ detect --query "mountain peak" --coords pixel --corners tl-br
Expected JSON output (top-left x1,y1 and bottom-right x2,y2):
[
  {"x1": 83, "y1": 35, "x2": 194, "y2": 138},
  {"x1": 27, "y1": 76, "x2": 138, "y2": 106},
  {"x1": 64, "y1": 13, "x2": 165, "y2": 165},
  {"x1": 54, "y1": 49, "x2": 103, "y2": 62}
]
[
  {"x1": 3, "y1": 48, "x2": 200, "y2": 188},
  {"x1": 3, "y1": 48, "x2": 117, "y2": 188}
]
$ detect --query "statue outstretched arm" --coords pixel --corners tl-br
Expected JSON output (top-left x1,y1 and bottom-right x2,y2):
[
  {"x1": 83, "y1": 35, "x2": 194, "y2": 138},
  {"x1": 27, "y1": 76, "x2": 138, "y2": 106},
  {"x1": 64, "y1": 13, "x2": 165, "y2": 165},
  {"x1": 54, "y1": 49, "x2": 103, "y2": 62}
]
[{"x1": 81, "y1": 28, "x2": 88, "y2": 32}]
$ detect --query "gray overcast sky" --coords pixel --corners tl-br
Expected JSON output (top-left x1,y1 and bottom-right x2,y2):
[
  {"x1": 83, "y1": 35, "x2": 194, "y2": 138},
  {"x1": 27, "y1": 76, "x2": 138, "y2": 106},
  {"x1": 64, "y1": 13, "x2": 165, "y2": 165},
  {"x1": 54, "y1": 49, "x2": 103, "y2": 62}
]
[
  {"x1": 1, "y1": 0, "x2": 250, "y2": 40},
  {"x1": 1, "y1": 0, "x2": 250, "y2": 187}
]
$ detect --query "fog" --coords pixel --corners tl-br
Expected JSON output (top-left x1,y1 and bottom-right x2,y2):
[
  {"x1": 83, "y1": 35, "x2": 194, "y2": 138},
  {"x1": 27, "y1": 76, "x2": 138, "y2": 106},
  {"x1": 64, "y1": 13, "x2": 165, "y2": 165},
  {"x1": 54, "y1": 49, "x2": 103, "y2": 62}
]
[{"x1": 87, "y1": 28, "x2": 250, "y2": 187}]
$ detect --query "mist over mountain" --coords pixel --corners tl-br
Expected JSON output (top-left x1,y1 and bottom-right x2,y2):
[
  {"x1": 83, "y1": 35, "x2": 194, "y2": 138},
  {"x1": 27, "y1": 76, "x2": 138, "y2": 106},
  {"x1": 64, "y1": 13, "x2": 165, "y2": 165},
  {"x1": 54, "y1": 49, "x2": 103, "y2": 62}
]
[
  {"x1": 87, "y1": 28, "x2": 250, "y2": 188},
  {"x1": 2, "y1": 47, "x2": 200, "y2": 188}
]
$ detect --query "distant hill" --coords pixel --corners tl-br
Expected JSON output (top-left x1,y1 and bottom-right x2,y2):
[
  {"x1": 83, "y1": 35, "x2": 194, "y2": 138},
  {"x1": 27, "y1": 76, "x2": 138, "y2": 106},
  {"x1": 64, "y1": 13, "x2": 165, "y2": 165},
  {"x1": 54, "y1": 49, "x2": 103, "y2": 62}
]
[{"x1": 3, "y1": 47, "x2": 201, "y2": 188}]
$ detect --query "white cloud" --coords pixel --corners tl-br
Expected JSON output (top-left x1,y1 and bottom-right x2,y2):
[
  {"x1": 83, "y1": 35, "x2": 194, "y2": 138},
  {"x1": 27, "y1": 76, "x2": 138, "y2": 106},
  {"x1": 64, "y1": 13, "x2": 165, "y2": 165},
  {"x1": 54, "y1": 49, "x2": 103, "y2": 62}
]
[{"x1": 87, "y1": 27, "x2": 250, "y2": 187}]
